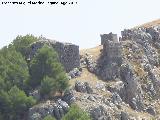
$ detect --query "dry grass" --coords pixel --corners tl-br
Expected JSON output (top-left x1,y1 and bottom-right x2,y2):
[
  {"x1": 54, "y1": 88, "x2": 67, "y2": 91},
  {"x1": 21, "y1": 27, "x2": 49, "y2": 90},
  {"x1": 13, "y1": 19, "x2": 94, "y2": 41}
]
[
  {"x1": 80, "y1": 45, "x2": 103, "y2": 61},
  {"x1": 69, "y1": 68, "x2": 105, "y2": 87},
  {"x1": 122, "y1": 106, "x2": 153, "y2": 119},
  {"x1": 134, "y1": 18, "x2": 160, "y2": 28},
  {"x1": 71, "y1": 45, "x2": 156, "y2": 119}
]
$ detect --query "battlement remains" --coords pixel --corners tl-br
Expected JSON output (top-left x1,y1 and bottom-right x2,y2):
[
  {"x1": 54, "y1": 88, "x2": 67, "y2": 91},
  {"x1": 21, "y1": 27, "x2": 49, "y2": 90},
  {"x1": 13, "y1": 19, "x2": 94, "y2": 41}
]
[
  {"x1": 29, "y1": 38, "x2": 80, "y2": 72},
  {"x1": 100, "y1": 33, "x2": 122, "y2": 65},
  {"x1": 100, "y1": 32, "x2": 118, "y2": 45}
]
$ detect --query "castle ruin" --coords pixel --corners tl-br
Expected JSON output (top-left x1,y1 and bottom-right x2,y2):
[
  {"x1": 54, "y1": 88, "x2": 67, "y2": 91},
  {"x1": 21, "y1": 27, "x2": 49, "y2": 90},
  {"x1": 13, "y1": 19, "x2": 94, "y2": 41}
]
[
  {"x1": 29, "y1": 38, "x2": 80, "y2": 72},
  {"x1": 100, "y1": 33, "x2": 122, "y2": 65}
]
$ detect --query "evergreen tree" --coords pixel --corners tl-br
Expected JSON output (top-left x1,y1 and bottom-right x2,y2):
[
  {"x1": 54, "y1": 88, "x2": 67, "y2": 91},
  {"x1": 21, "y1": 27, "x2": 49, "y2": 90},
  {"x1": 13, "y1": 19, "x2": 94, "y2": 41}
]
[
  {"x1": 40, "y1": 76, "x2": 56, "y2": 96},
  {"x1": 29, "y1": 44, "x2": 69, "y2": 95},
  {"x1": 62, "y1": 104, "x2": 91, "y2": 120},
  {"x1": 0, "y1": 46, "x2": 30, "y2": 90},
  {"x1": 12, "y1": 34, "x2": 38, "y2": 57},
  {"x1": 0, "y1": 86, "x2": 36, "y2": 120},
  {"x1": 8, "y1": 86, "x2": 36, "y2": 120}
]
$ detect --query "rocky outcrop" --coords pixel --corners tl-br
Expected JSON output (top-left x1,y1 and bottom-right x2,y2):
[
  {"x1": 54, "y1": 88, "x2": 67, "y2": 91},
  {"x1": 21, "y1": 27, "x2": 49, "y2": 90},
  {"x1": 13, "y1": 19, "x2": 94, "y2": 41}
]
[
  {"x1": 80, "y1": 53, "x2": 97, "y2": 73},
  {"x1": 68, "y1": 68, "x2": 82, "y2": 79},
  {"x1": 62, "y1": 89, "x2": 76, "y2": 105},
  {"x1": 28, "y1": 99, "x2": 69, "y2": 120},
  {"x1": 120, "y1": 64, "x2": 144, "y2": 111},
  {"x1": 75, "y1": 81, "x2": 93, "y2": 94},
  {"x1": 29, "y1": 25, "x2": 160, "y2": 120},
  {"x1": 28, "y1": 38, "x2": 80, "y2": 72}
]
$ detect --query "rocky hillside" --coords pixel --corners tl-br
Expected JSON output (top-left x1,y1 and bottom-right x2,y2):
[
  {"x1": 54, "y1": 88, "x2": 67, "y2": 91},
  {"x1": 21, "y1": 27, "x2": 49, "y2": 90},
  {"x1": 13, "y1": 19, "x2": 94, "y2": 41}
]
[
  {"x1": 28, "y1": 22, "x2": 160, "y2": 120},
  {"x1": 134, "y1": 19, "x2": 160, "y2": 28}
]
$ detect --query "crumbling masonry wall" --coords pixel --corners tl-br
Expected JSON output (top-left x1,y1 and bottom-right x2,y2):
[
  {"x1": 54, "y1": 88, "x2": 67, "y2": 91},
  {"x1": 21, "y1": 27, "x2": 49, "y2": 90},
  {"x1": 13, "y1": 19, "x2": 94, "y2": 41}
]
[
  {"x1": 100, "y1": 32, "x2": 118, "y2": 45},
  {"x1": 97, "y1": 33, "x2": 122, "y2": 80},
  {"x1": 101, "y1": 33, "x2": 122, "y2": 65},
  {"x1": 29, "y1": 39, "x2": 80, "y2": 72}
]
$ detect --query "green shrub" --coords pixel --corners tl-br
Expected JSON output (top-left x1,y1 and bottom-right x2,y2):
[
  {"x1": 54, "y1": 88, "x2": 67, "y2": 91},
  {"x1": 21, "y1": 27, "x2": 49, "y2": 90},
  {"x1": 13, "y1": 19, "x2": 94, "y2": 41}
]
[
  {"x1": 62, "y1": 104, "x2": 91, "y2": 120},
  {"x1": 0, "y1": 46, "x2": 30, "y2": 91},
  {"x1": 29, "y1": 44, "x2": 69, "y2": 96},
  {"x1": 43, "y1": 115, "x2": 56, "y2": 120},
  {"x1": 0, "y1": 86, "x2": 36, "y2": 120},
  {"x1": 40, "y1": 76, "x2": 56, "y2": 96},
  {"x1": 12, "y1": 34, "x2": 38, "y2": 57}
]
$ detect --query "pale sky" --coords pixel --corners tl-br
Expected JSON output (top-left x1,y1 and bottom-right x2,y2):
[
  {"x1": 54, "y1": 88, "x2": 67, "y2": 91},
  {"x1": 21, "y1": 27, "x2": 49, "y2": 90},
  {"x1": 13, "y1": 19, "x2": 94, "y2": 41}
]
[{"x1": 0, "y1": 0, "x2": 160, "y2": 49}]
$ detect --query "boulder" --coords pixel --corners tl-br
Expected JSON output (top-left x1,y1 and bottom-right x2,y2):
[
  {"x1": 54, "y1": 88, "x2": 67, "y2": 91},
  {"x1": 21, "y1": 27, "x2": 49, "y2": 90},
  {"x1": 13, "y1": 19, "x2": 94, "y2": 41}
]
[
  {"x1": 90, "y1": 106, "x2": 109, "y2": 120},
  {"x1": 68, "y1": 68, "x2": 81, "y2": 79},
  {"x1": 28, "y1": 99, "x2": 69, "y2": 120},
  {"x1": 111, "y1": 92, "x2": 122, "y2": 105},
  {"x1": 121, "y1": 111, "x2": 130, "y2": 120},
  {"x1": 62, "y1": 89, "x2": 76, "y2": 105},
  {"x1": 75, "y1": 81, "x2": 93, "y2": 94},
  {"x1": 84, "y1": 82, "x2": 93, "y2": 94},
  {"x1": 146, "y1": 106, "x2": 156, "y2": 116},
  {"x1": 75, "y1": 81, "x2": 87, "y2": 93}
]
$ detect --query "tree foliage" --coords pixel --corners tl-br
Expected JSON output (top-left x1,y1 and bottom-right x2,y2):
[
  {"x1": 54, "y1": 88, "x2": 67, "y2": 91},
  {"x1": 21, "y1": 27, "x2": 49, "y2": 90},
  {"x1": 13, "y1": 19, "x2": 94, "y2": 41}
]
[
  {"x1": 0, "y1": 35, "x2": 70, "y2": 119},
  {"x1": 12, "y1": 34, "x2": 38, "y2": 57},
  {"x1": 40, "y1": 76, "x2": 56, "y2": 96},
  {"x1": 29, "y1": 44, "x2": 69, "y2": 95},
  {"x1": 0, "y1": 86, "x2": 36, "y2": 120},
  {"x1": 62, "y1": 104, "x2": 91, "y2": 120},
  {"x1": 0, "y1": 37, "x2": 36, "y2": 120},
  {"x1": 0, "y1": 46, "x2": 29, "y2": 90},
  {"x1": 43, "y1": 115, "x2": 56, "y2": 120}
]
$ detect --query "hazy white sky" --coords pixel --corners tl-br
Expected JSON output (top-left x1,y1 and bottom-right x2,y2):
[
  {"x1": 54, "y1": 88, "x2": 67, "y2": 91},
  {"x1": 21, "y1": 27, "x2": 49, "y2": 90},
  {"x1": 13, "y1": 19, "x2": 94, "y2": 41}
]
[{"x1": 0, "y1": 0, "x2": 160, "y2": 49}]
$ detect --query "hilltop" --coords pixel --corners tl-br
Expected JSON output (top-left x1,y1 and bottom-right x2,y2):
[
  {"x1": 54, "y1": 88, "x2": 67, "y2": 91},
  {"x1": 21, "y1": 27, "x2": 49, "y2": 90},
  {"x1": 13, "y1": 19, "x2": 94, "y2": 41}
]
[
  {"x1": 1, "y1": 19, "x2": 160, "y2": 120},
  {"x1": 134, "y1": 19, "x2": 160, "y2": 28}
]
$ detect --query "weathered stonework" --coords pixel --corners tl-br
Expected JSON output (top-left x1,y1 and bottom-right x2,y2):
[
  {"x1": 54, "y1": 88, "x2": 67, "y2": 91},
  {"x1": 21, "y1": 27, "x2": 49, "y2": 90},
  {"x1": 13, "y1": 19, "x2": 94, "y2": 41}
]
[
  {"x1": 29, "y1": 38, "x2": 80, "y2": 72},
  {"x1": 96, "y1": 33, "x2": 122, "y2": 80},
  {"x1": 101, "y1": 33, "x2": 122, "y2": 65},
  {"x1": 100, "y1": 32, "x2": 118, "y2": 45}
]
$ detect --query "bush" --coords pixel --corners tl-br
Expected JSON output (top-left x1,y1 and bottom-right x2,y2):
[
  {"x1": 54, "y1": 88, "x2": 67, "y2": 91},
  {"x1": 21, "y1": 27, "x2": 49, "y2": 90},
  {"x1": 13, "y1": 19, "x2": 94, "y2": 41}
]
[
  {"x1": 62, "y1": 104, "x2": 91, "y2": 120},
  {"x1": 43, "y1": 115, "x2": 56, "y2": 120}
]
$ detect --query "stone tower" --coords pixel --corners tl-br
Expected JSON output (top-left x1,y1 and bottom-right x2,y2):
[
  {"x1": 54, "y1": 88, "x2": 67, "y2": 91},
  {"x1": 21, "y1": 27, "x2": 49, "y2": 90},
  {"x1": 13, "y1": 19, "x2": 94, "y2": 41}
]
[
  {"x1": 100, "y1": 32, "x2": 118, "y2": 45},
  {"x1": 100, "y1": 33, "x2": 122, "y2": 65}
]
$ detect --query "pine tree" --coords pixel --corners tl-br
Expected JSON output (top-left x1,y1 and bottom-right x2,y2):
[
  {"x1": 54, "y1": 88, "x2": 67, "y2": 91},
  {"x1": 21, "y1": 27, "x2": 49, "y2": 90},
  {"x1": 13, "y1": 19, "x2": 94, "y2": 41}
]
[
  {"x1": 12, "y1": 34, "x2": 38, "y2": 57},
  {"x1": 29, "y1": 44, "x2": 69, "y2": 96},
  {"x1": 0, "y1": 46, "x2": 30, "y2": 91}
]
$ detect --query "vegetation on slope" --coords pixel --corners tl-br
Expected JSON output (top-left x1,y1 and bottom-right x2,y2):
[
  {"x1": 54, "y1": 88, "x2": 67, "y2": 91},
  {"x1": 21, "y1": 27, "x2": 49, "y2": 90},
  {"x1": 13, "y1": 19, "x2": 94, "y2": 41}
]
[{"x1": 0, "y1": 35, "x2": 69, "y2": 120}]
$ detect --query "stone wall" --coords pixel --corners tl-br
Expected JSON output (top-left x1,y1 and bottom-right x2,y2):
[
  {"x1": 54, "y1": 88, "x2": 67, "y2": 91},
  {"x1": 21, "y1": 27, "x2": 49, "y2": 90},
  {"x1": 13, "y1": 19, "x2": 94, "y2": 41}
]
[
  {"x1": 100, "y1": 32, "x2": 118, "y2": 45},
  {"x1": 100, "y1": 33, "x2": 122, "y2": 65},
  {"x1": 97, "y1": 33, "x2": 122, "y2": 80},
  {"x1": 29, "y1": 39, "x2": 80, "y2": 72}
]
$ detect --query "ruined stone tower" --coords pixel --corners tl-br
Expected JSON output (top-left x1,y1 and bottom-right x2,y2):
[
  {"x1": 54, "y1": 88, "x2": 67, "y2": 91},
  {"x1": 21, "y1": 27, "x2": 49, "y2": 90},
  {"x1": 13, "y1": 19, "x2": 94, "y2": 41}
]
[
  {"x1": 29, "y1": 38, "x2": 80, "y2": 72},
  {"x1": 101, "y1": 32, "x2": 118, "y2": 45},
  {"x1": 100, "y1": 33, "x2": 122, "y2": 65}
]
